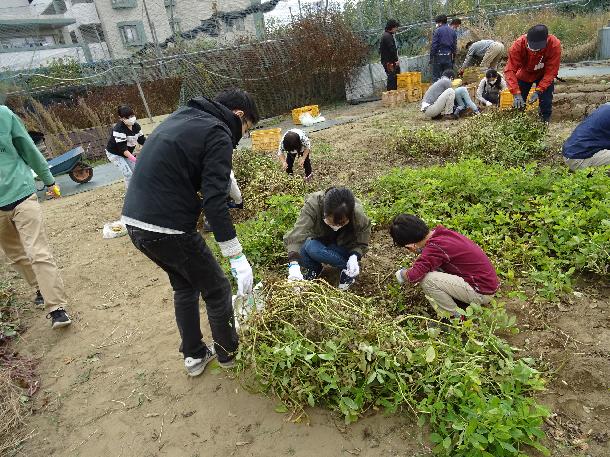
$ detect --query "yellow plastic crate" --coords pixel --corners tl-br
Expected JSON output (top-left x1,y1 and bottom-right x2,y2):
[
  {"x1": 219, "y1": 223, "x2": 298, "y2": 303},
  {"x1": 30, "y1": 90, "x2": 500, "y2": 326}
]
[
  {"x1": 499, "y1": 89, "x2": 539, "y2": 111},
  {"x1": 382, "y1": 90, "x2": 402, "y2": 107},
  {"x1": 407, "y1": 86, "x2": 422, "y2": 102},
  {"x1": 250, "y1": 128, "x2": 281, "y2": 152},
  {"x1": 397, "y1": 72, "x2": 423, "y2": 89},
  {"x1": 499, "y1": 89, "x2": 513, "y2": 110},
  {"x1": 291, "y1": 105, "x2": 320, "y2": 125},
  {"x1": 462, "y1": 66, "x2": 486, "y2": 85},
  {"x1": 466, "y1": 83, "x2": 477, "y2": 101}
]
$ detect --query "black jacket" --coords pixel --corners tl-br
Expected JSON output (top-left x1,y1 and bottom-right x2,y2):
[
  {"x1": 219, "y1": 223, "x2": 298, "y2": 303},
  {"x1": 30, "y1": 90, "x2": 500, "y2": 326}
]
[
  {"x1": 106, "y1": 121, "x2": 146, "y2": 156},
  {"x1": 122, "y1": 98, "x2": 242, "y2": 241},
  {"x1": 379, "y1": 31, "x2": 398, "y2": 64}
]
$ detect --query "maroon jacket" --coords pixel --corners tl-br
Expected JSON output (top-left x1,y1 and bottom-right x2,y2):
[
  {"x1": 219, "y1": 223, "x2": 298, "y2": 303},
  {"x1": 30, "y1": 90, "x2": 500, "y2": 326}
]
[{"x1": 406, "y1": 226, "x2": 499, "y2": 295}]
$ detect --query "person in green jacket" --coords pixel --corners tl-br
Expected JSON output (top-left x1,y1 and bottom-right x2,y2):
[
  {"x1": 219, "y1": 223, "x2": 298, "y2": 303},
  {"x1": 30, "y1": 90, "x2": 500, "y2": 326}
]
[
  {"x1": 0, "y1": 105, "x2": 71, "y2": 329},
  {"x1": 283, "y1": 187, "x2": 371, "y2": 290}
]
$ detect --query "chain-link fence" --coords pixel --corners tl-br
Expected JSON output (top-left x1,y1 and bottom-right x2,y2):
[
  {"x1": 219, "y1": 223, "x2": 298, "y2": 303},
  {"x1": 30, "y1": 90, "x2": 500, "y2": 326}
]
[{"x1": 0, "y1": 0, "x2": 608, "y2": 159}]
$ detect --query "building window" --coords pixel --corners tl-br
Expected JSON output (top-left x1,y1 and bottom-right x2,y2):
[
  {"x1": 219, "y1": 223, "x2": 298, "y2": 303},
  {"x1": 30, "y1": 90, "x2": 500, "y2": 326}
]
[
  {"x1": 233, "y1": 17, "x2": 245, "y2": 32},
  {"x1": 70, "y1": 31, "x2": 78, "y2": 44},
  {"x1": 111, "y1": 0, "x2": 137, "y2": 9},
  {"x1": 118, "y1": 21, "x2": 145, "y2": 46}
]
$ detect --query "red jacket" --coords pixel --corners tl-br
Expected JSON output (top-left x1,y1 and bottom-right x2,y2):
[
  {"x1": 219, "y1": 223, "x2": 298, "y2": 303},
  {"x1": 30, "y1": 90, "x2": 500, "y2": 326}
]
[
  {"x1": 406, "y1": 226, "x2": 499, "y2": 295},
  {"x1": 504, "y1": 34, "x2": 561, "y2": 95}
]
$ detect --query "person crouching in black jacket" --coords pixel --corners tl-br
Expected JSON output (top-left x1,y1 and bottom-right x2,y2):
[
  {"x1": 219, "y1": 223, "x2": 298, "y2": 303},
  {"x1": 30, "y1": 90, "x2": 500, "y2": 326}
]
[
  {"x1": 380, "y1": 19, "x2": 400, "y2": 91},
  {"x1": 122, "y1": 89, "x2": 259, "y2": 377}
]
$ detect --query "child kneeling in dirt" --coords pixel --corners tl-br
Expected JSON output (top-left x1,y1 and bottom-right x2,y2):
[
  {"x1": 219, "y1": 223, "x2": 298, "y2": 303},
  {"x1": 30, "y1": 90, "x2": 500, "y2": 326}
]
[
  {"x1": 284, "y1": 187, "x2": 371, "y2": 290},
  {"x1": 278, "y1": 128, "x2": 313, "y2": 180},
  {"x1": 390, "y1": 214, "x2": 499, "y2": 317}
]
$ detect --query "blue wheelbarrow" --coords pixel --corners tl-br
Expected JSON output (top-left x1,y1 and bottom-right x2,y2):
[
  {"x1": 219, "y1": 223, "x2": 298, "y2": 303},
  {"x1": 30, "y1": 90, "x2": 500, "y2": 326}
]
[{"x1": 33, "y1": 146, "x2": 94, "y2": 186}]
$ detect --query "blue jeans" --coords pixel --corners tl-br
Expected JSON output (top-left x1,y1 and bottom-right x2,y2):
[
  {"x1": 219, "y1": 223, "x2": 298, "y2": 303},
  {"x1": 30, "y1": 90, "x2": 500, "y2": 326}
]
[
  {"x1": 454, "y1": 86, "x2": 478, "y2": 113},
  {"x1": 518, "y1": 79, "x2": 554, "y2": 122},
  {"x1": 299, "y1": 239, "x2": 349, "y2": 273}
]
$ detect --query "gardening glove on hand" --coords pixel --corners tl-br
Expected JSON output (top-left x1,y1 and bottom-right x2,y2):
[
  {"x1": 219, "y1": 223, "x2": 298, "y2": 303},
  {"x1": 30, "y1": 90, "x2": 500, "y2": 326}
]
[
  {"x1": 48, "y1": 183, "x2": 61, "y2": 198},
  {"x1": 458, "y1": 69, "x2": 464, "y2": 77},
  {"x1": 485, "y1": 101, "x2": 493, "y2": 107},
  {"x1": 346, "y1": 255, "x2": 360, "y2": 278},
  {"x1": 287, "y1": 262, "x2": 304, "y2": 282},
  {"x1": 528, "y1": 91, "x2": 539, "y2": 104},
  {"x1": 230, "y1": 254, "x2": 253, "y2": 296},
  {"x1": 127, "y1": 155, "x2": 136, "y2": 163},
  {"x1": 512, "y1": 94, "x2": 525, "y2": 109},
  {"x1": 395, "y1": 269, "x2": 406, "y2": 285}
]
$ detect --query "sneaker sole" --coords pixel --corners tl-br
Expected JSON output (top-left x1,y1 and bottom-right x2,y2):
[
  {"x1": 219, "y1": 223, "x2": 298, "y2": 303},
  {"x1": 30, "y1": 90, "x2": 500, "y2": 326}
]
[
  {"x1": 187, "y1": 353, "x2": 217, "y2": 377},
  {"x1": 52, "y1": 320, "x2": 72, "y2": 329},
  {"x1": 218, "y1": 360, "x2": 235, "y2": 369}
]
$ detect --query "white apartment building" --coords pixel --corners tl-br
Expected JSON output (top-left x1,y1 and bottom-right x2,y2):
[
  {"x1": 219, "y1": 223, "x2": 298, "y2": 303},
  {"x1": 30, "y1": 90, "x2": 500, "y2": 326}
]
[
  {"x1": 0, "y1": 0, "x2": 265, "y2": 71},
  {"x1": 0, "y1": 0, "x2": 109, "y2": 71}
]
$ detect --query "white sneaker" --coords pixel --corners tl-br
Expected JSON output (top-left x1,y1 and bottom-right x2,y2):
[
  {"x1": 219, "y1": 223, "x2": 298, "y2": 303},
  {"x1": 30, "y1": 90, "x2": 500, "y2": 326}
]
[{"x1": 184, "y1": 347, "x2": 216, "y2": 377}]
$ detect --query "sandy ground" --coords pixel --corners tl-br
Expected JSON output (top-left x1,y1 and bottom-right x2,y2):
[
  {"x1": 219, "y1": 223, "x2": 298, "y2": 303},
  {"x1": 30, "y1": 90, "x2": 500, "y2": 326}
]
[{"x1": 3, "y1": 96, "x2": 609, "y2": 457}]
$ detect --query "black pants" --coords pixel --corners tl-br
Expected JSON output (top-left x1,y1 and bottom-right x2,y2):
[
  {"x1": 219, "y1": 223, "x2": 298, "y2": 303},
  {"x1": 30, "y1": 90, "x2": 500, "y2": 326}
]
[
  {"x1": 127, "y1": 226, "x2": 238, "y2": 362},
  {"x1": 518, "y1": 79, "x2": 554, "y2": 122},
  {"x1": 432, "y1": 54, "x2": 453, "y2": 82},
  {"x1": 383, "y1": 63, "x2": 400, "y2": 91},
  {"x1": 286, "y1": 152, "x2": 312, "y2": 177}
]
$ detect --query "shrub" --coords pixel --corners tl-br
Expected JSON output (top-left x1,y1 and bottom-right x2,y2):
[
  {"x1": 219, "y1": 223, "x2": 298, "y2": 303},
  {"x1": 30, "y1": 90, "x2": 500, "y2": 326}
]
[
  {"x1": 392, "y1": 126, "x2": 459, "y2": 158},
  {"x1": 236, "y1": 194, "x2": 302, "y2": 269},
  {"x1": 462, "y1": 111, "x2": 549, "y2": 165},
  {"x1": 370, "y1": 160, "x2": 610, "y2": 300},
  {"x1": 238, "y1": 281, "x2": 549, "y2": 457}
]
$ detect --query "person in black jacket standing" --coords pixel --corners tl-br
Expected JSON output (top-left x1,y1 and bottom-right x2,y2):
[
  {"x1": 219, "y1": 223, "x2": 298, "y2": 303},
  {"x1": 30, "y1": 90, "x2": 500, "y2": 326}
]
[
  {"x1": 380, "y1": 19, "x2": 400, "y2": 91},
  {"x1": 122, "y1": 89, "x2": 259, "y2": 377}
]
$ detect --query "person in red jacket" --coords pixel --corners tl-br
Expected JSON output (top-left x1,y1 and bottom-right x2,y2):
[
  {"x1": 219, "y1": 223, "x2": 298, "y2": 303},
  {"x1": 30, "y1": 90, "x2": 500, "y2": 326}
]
[
  {"x1": 391, "y1": 214, "x2": 499, "y2": 318},
  {"x1": 504, "y1": 24, "x2": 561, "y2": 122}
]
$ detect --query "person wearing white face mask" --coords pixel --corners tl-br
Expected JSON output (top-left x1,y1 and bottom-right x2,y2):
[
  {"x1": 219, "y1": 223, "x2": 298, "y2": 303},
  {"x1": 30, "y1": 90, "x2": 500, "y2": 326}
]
[
  {"x1": 105, "y1": 105, "x2": 146, "y2": 189},
  {"x1": 283, "y1": 187, "x2": 371, "y2": 290},
  {"x1": 476, "y1": 69, "x2": 508, "y2": 108}
]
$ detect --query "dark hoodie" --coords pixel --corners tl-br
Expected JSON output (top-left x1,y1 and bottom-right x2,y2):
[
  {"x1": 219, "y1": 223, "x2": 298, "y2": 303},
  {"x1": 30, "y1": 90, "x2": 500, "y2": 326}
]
[{"x1": 122, "y1": 97, "x2": 243, "y2": 241}]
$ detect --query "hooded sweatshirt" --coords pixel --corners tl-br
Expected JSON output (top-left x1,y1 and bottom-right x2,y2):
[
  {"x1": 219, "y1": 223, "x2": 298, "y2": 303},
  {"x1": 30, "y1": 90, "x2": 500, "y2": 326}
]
[{"x1": 122, "y1": 98, "x2": 242, "y2": 249}]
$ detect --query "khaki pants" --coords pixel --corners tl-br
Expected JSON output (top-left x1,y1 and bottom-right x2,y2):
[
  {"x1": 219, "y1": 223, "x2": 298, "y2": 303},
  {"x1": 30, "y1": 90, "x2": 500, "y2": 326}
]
[
  {"x1": 420, "y1": 271, "x2": 494, "y2": 316},
  {"x1": 480, "y1": 42, "x2": 505, "y2": 69},
  {"x1": 0, "y1": 194, "x2": 68, "y2": 312},
  {"x1": 424, "y1": 88, "x2": 456, "y2": 118},
  {"x1": 564, "y1": 149, "x2": 610, "y2": 171}
]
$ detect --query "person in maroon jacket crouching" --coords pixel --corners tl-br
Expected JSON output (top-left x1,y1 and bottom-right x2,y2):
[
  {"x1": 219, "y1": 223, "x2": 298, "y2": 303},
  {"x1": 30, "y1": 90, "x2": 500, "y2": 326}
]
[{"x1": 390, "y1": 214, "x2": 499, "y2": 318}]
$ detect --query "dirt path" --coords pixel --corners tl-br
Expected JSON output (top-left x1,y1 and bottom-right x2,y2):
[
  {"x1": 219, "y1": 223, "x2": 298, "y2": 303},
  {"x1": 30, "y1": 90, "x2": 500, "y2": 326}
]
[{"x1": 4, "y1": 100, "x2": 609, "y2": 457}]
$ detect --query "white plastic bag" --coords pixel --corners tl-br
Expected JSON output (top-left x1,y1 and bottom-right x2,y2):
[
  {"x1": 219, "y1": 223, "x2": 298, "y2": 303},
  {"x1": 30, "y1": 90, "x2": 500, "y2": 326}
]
[
  {"x1": 299, "y1": 112, "x2": 326, "y2": 126},
  {"x1": 232, "y1": 281, "x2": 265, "y2": 330},
  {"x1": 102, "y1": 220, "x2": 127, "y2": 239}
]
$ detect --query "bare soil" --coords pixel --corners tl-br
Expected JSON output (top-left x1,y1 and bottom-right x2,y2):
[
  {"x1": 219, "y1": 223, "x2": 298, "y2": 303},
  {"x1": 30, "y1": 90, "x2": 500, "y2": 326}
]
[{"x1": 3, "y1": 97, "x2": 609, "y2": 457}]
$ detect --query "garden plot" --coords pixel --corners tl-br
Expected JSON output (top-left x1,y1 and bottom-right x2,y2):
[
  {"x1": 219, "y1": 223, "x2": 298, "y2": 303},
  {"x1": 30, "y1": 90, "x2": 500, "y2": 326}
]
[{"x1": 2, "y1": 101, "x2": 609, "y2": 457}]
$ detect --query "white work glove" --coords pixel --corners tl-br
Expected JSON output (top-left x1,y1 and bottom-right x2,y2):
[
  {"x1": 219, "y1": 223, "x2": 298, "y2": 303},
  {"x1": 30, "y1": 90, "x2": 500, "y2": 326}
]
[
  {"x1": 395, "y1": 269, "x2": 406, "y2": 285},
  {"x1": 485, "y1": 100, "x2": 493, "y2": 107},
  {"x1": 287, "y1": 262, "x2": 304, "y2": 281},
  {"x1": 230, "y1": 254, "x2": 253, "y2": 296},
  {"x1": 346, "y1": 254, "x2": 360, "y2": 277}
]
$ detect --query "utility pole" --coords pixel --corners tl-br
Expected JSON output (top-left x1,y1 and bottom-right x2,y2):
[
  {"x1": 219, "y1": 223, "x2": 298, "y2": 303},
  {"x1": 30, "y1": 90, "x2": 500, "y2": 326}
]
[{"x1": 169, "y1": 0, "x2": 176, "y2": 37}]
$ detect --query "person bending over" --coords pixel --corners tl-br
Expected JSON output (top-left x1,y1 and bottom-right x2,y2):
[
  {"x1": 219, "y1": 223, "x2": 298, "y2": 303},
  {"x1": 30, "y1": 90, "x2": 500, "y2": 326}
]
[
  {"x1": 278, "y1": 128, "x2": 313, "y2": 180},
  {"x1": 391, "y1": 214, "x2": 499, "y2": 318},
  {"x1": 284, "y1": 187, "x2": 371, "y2": 290}
]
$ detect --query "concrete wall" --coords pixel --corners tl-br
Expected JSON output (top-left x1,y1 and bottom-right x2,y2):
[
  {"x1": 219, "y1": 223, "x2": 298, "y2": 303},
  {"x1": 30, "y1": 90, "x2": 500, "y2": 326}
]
[
  {"x1": 0, "y1": 45, "x2": 87, "y2": 71},
  {"x1": 346, "y1": 55, "x2": 431, "y2": 101}
]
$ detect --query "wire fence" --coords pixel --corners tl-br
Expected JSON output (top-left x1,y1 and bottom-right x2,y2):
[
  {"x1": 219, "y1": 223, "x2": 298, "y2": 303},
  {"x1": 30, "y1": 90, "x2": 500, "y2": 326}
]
[{"x1": 0, "y1": 0, "x2": 607, "y2": 159}]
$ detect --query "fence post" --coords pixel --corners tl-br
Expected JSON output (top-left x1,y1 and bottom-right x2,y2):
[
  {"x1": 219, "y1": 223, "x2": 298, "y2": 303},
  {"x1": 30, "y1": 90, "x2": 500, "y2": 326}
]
[{"x1": 131, "y1": 67, "x2": 154, "y2": 123}]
